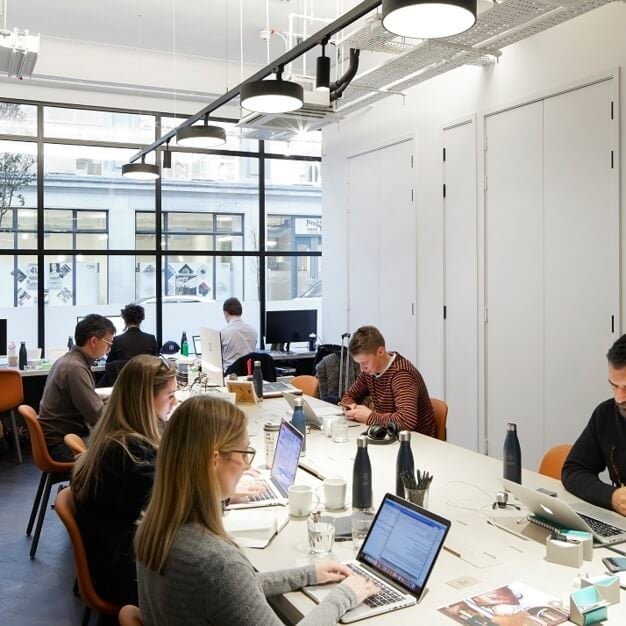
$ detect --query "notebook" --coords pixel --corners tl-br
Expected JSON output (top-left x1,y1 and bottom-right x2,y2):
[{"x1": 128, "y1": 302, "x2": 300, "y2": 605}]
[
  {"x1": 504, "y1": 479, "x2": 626, "y2": 545},
  {"x1": 304, "y1": 493, "x2": 451, "y2": 623},
  {"x1": 227, "y1": 419, "x2": 303, "y2": 510}
]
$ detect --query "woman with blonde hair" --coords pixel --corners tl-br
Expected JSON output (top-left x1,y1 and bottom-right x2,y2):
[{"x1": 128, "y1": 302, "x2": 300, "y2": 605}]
[
  {"x1": 135, "y1": 395, "x2": 377, "y2": 625},
  {"x1": 72, "y1": 354, "x2": 177, "y2": 608}
]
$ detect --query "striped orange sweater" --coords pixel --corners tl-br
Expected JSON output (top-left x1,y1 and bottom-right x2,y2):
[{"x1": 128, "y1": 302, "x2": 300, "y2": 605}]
[{"x1": 342, "y1": 353, "x2": 436, "y2": 436}]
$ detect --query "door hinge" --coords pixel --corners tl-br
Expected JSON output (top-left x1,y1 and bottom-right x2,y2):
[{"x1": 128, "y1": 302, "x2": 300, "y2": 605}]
[
  {"x1": 411, "y1": 189, "x2": 414, "y2": 202},
  {"x1": 443, "y1": 305, "x2": 447, "y2": 320},
  {"x1": 443, "y1": 183, "x2": 446, "y2": 198},
  {"x1": 443, "y1": 147, "x2": 446, "y2": 162},
  {"x1": 611, "y1": 101, "x2": 614, "y2": 120},
  {"x1": 411, "y1": 155, "x2": 414, "y2": 168},
  {"x1": 611, "y1": 150, "x2": 614, "y2": 169}
]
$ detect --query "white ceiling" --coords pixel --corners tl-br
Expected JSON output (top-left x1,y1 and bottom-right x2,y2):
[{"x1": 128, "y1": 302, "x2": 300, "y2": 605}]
[{"x1": 7, "y1": 0, "x2": 366, "y2": 64}]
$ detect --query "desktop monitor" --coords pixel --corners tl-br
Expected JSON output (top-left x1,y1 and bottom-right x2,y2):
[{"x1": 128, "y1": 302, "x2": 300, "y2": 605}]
[
  {"x1": 76, "y1": 314, "x2": 125, "y2": 336},
  {"x1": 199, "y1": 326, "x2": 224, "y2": 386},
  {"x1": 265, "y1": 309, "x2": 317, "y2": 351},
  {"x1": 0, "y1": 319, "x2": 6, "y2": 356}
]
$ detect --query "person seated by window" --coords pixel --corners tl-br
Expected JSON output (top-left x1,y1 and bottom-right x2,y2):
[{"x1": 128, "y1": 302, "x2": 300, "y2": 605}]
[
  {"x1": 135, "y1": 396, "x2": 378, "y2": 626},
  {"x1": 107, "y1": 303, "x2": 159, "y2": 363},
  {"x1": 341, "y1": 325, "x2": 436, "y2": 436},
  {"x1": 71, "y1": 355, "x2": 177, "y2": 609},
  {"x1": 39, "y1": 314, "x2": 116, "y2": 461},
  {"x1": 221, "y1": 297, "x2": 257, "y2": 370}
]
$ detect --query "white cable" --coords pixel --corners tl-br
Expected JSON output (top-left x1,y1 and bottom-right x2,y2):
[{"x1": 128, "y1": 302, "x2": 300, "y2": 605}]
[
  {"x1": 239, "y1": 0, "x2": 244, "y2": 84},
  {"x1": 265, "y1": 0, "x2": 270, "y2": 65}
]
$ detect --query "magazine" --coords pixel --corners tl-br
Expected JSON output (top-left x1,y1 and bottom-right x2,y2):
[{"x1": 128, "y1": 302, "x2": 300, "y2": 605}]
[{"x1": 439, "y1": 582, "x2": 569, "y2": 625}]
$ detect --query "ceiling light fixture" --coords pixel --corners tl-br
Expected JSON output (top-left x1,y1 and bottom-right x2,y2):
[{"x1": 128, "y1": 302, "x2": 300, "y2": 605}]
[
  {"x1": 316, "y1": 40, "x2": 331, "y2": 92},
  {"x1": 162, "y1": 140, "x2": 172, "y2": 169},
  {"x1": 176, "y1": 116, "x2": 226, "y2": 148},
  {"x1": 240, "y1": 65, "x2": 304, "y2": 114},
  {"x1": 121, "y1": 155, "x2": 160, "y2": 181},
  {"x1": 382, "y1": 0, "x2": 477, "y2": 40}
]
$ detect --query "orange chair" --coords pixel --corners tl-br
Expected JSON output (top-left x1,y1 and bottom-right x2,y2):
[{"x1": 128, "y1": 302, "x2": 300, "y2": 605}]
[
  {"x1": 430, "y1": 398, "x2": 448, "y2": 441},
  {"x1": 538, "y1": 444, "x2": 572, "y2": 480},
  {"x1": 291, "y1": 375, "x2": 320, "y2": 398},
  {"x1": 64, "y1": 433, "x2": 87, "y2": 457},
  {"x1": 0, "y1": 369, "x2": 25, "y2": 463},
  {"x1": 118, "y1": 605, "x2": 143, "y2": 626},
  {"x1": 54, "y1": 487, "x2": 121, "y2": 625},
  {"x1": 18, "y1": 404, "x2": 74, "y2": 559}
]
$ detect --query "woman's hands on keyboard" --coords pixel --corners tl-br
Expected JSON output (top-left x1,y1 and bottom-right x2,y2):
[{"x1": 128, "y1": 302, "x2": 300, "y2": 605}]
[{"x1": 341, "y1": 574, "x2": 380, "y2": 604}]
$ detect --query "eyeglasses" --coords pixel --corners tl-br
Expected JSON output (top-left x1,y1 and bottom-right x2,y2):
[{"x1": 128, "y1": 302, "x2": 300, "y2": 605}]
[
  {"x1": 100, "y1": 337, "x2": 113, "y2": 347},
  {"x1": 223, "y1": 447, "x2": 256, "y2": 465}
]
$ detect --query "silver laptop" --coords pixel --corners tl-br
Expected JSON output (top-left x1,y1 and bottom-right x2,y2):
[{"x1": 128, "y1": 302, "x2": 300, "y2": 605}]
[
  {"x1": 227, "y1": 420, "x2": 303, "y2": 510},
  {"x1": 504, "y1": 479, "x2": 626, "y2": 545},
  {"x1": 262, "y1": 380, "x2": 299, "y2": 398},
  {"x1": 304, "y1": 493, "x2": 451, "y2": 623},
  {"x1": 282, "y1": 392, "x2": 355, "y2": 429}
]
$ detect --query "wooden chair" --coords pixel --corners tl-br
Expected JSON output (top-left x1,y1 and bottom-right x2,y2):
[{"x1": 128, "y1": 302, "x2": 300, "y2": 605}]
[
  {"x1": 118, "y1": 605, "x2": 143, "y2": 626},
  {"x1": 0, "y1": 369, "x2": 25, "y2": 463},
  {"x1": 291, "y1": 375, "x2": 319, "y2": 398},
  {"x1": 64, "y1": 433, "x2": 87, "y2": 457},
  {"x1": 430, "y1": 398, "x2": 448, "y2": 441},
  {"x1": 54, "y1": 487, "x2": 121, "y2": 626},
  {"x1": 538, "y1": 444, "x2": 572, "y2": 480},
  {"x1": 18, "y1": 404, "x2": 74, "y2": 559}
]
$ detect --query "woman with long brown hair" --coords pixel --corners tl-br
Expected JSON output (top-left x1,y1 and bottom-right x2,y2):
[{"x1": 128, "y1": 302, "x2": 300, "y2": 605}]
[{"x1": 135, "y1": 396, "x2": 377, "y2": 625}]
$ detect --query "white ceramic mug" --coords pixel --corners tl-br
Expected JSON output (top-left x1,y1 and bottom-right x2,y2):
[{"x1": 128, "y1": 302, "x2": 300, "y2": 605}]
[
  {"x1": 288, "y1": 484, "x2": 320, "y2": 517},
  {"x1": 323, "y1": 478, "x2": 347, "y2": 510}
]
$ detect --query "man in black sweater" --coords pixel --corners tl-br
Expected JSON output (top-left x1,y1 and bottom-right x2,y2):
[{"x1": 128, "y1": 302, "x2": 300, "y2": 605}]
[{"x1": 562, "y1": 334, "x2": 626, "y2": 515}]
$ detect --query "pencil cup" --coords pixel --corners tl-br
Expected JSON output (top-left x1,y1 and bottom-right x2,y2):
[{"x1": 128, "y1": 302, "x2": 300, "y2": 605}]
[{"x1": 405, "y1": 486, "x2": 429, "y2": 509}]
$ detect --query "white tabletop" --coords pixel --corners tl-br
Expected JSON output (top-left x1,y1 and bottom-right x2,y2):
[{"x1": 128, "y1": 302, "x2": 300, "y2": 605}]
[{"x1": 235, "y1": 395, "x2": 626, "y2": 624}]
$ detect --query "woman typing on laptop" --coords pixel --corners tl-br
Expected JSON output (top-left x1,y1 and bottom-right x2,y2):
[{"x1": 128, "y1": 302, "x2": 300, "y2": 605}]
[{"x1": 135, "y1": 396, "x2": 378, "y2": 625}]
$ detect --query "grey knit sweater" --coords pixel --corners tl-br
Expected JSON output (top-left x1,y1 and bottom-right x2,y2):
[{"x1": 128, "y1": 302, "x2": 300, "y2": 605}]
[{"x1": 137, "y1": 523, "x2": 358, "y2": 625}]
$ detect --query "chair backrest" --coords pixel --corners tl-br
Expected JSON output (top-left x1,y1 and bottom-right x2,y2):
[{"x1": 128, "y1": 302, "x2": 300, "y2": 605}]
[
  {"x1": 430, "y1": 398, "x2": 448, "y2": 441},
  {"x1": 54, "y1": 488, "x2": 121, "y2": 617},
  {"x1": 291, "y1": 375, "x2": 319, "y2": 398},
  {"x1": 225, "y1": 352, "x2": 277, "y2": 382},
  {"x1": 18, "y1": 404, "x2": 74, "y2": 474},
  {"x1": 538, "y1": 444, "x2": 572, "y2": 480},
  {"x1": 64, "y1": 433, "x2": 87, "y2": 456},
  {"x1": 97, "y1": 359, "x2": 128, "y2": 388},
  {"x1": 118, "y1": 605, "x2": 143, "y2": 626},
  {"x1": 0, "y1": 369, "x2": 24, "y2": 413}
]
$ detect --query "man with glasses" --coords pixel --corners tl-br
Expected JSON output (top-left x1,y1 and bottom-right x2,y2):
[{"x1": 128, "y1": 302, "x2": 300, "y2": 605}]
[
  {"x1": 563, "y1": 334, "x2": 626, "y2": 515},
  {"x1": 39, "y1": 314, "x2": 116, "y2": 461}
]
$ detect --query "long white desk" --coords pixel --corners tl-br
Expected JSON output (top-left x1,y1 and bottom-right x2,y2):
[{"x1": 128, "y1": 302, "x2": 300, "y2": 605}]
[{"x1": 237, "y1": 396, "x2": 626, "y2": 624}]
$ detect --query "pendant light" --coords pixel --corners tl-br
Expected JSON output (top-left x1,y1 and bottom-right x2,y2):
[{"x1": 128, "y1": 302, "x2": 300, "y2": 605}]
[
  {"x1": 315, "y1": 41, "x2": 331, "y2": 92},
  {"x1": 382, "y1": 0, "x2": 477, "y2": 40},
  {"x1": 240, "y1": 66, "x2": 304, "y2": 114},
  {"x1": 122, "y1": 155, "x2": 159, "y2": 181},
  {"x1": 162, "y1": 141, "x2": 172, "y2": 169},
  {"x1": 176, "y1": 116, "x2": 226, "y2": 148}
]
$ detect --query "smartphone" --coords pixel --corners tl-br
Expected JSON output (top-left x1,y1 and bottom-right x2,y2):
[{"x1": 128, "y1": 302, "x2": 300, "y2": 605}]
[{"x1": 602, "y1": 556, "x2": 626, "y2": 572}]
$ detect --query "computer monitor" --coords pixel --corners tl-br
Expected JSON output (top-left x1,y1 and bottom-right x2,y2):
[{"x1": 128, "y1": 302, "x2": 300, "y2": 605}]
[
  {"x1": 76, "y1": 314, "x2": 125, "y2": 336},
  {"x1": 0, "y1": 319, "x2": 6, "y2": 356},
  {"x1": 265, "y1": 309, "x2": 317, "y2": 351},
  {"x1": 192, "y1": 335, "x2": 201, "y2": 356},
  {"x1": 199, "y1": 326, "x2": 224, "y2": 386}
]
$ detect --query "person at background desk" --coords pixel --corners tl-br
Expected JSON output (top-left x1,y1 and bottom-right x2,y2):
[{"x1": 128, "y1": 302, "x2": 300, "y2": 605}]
[
  {"x1": 341, "y1": 325, "x2": 436, "y2": 436},
  {"x1": 39, "y1": 314, "x2": 116, "y2": 461},
  {"x1": 221, "y1": 297, "x2": 257, "y2": 370},
  {"x1": 562, "y1": 334, "x2": 626, "y2": 516},
  {"x1": 107, "y1": 303, "x2": 158, "y2": 362}
]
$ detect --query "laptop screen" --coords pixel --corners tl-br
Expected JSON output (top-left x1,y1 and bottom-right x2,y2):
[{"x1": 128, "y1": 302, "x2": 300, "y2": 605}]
[
  {"x1": 270, "y1": 420, "x2": 303, "y2": 495},
  {"x1": 358, "y1": 494, "x2": 450, "y2": 596}
]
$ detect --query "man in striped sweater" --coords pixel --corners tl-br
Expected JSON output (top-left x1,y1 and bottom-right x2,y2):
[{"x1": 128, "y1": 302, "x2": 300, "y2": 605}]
[{"x1": 341, "y1": 326, "x2": 436, "y2": 436}]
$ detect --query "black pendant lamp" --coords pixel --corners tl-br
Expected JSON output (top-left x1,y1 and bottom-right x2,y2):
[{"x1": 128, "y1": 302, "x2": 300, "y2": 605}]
[
  {"x1": 122, "y1": 155, "x2": 159, "y2": 181},
  {"x1": 382, "y1": 0, "x2": 477, "y2": 40},
  {"x1": 176, "y1": 116, "x2": 226, "y2": 148},
  {"x1": 162, "y1": 141, "x2": 172, "y2": 169},
  {"x1": 240, "y1": 66, "x2": 304, "y2": 114},
  {"x1": 316, "y1": 41, "x2": 331, "y2": 92}
]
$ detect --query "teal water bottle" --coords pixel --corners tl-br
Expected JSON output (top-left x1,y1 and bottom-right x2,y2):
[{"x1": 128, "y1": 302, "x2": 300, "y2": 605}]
[{"x1": 180, "y1": 331, "x2": 189, "y2": 357}]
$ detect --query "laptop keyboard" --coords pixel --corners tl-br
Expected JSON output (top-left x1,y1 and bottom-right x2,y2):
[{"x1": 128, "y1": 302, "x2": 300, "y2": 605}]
[
  {"x1": 246, "y1": 488, "x2": 274, "y2": 503},
  {"x1": 347, "y1": 563, "x2": 404, "y2": 608},
  {"x1": 577, "y1": 513, "x2": 624, "y2": 537}
]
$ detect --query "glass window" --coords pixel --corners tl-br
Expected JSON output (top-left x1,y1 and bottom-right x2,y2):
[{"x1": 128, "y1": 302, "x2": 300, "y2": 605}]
[
  {"x1": 267, "y1": 255, "x2": 322, "y2": 301},
  {"x1": 0, "y1": 208, "x2": 37, "y2": 250},
  {"x1": 44, "y1": 107, "x2": 156, "y2": 144},
  {"x1": 265, "y1": 132, "x2": 322, "y2": 157},
  {"x1": 0, "y1": 141, "x2": 37, "y2": 231},
  {"x1": 0, "y1": 103, "x2": 37, "y2": 136}
]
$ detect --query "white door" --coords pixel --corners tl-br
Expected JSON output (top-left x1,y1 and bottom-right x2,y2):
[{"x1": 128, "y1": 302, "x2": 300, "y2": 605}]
[
  {"x1": 443, "y1": 119, "x2": 479, "y2": 450},
  {"x1": 347, "y1": 140, "x2": 416, "y2": 362}
]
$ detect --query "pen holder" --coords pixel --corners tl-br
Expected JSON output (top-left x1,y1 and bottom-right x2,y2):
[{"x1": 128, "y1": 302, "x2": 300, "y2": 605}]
[
  {"x1": 581, "y1": 575, "x2": 620, "y2": 606},
  {"x1": 569, "y1": 586, "x2": 608, "y2": 625},
  {"x1": 405, "y1": 486, "x2": 429, "y2": 509},
  {"x1": 562, "y1": 530, "x2": 593, "y2": 561},
  {"x1": 545, "y1": 536, "x2": 583, "y2": 568}
]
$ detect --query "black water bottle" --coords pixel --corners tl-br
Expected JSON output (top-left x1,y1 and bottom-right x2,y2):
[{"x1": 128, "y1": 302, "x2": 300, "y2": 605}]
[
  {"x1": 18, "y1": 341, "x2": 27, "y2": 370},
  {"x1": 252, "y1": 360, "x2": 264, "y2": 401},
  {"x1": 503, "y1": 423, "x2": 522, "y2": 484},
  {"x1": 67, "y1": 335, "x2": 74, "y2": 351},
  {"x1": 352, "y1": 435, "x2": 373, "y2": 510},
  {"x1": 291, "y1": 396, "x2": 306, "y2": 455},
  {"x1": 396, "y1": 430, "x2": 415, "y2": 497}
]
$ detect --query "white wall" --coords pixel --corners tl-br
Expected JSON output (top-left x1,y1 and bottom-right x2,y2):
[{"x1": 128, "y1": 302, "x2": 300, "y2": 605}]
[{"x1": 322, "y1": 3, "x2": 626, "y2": 403}]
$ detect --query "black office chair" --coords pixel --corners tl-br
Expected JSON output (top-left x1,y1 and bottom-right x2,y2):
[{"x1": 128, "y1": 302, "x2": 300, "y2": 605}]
[
  {"x1": 96, "y1": 359, "x2": 128, "y2": 387},
  {"x1": 225, "y1": 352, "x2": 277, "y2": 382}
]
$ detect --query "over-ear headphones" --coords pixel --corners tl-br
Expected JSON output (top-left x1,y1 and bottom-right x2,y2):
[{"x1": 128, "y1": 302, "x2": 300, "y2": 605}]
[{"x1": 365, "y1": 421, "x2": 400, "y2": 444}]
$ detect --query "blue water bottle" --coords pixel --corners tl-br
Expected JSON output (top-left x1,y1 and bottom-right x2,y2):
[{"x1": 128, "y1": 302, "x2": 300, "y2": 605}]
[
  {"x1": 252, "y1": 360, "x2": 264, "y2": 401},
  {"x1": 291, "y1": 396, "x2": 306, "y2": 455}
]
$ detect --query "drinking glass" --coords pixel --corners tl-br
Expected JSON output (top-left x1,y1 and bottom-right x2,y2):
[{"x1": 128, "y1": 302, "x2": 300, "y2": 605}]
[
  {"x1": 331, "y1": 418, "x2": 349, "y2": 443},
  {"x1": 351, "y1": 511, "x2": 374, "y2": 550},
  {"x1": 307, "y1": 516, "x2": 336, "y2": 555}
]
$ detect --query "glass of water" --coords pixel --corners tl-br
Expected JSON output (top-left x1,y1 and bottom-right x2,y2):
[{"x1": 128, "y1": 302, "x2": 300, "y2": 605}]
[
  {"x1": 351, "y1": 511, "x2": 375, "y2": 551},
  {"x1": 331, "y1": 418, "x2": 349, "y2": 443},
  {"x1": 307, "y1": 515, "x2": 336, "y2": 555}
]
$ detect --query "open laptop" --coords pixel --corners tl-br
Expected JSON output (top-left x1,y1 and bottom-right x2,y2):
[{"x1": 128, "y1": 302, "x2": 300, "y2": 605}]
[
  {"x1": 262, "y1": 380, "x2": 299, "y2": 398},
  {"x1": 504, "y1": 479, "x2": 626, "y2": 545},
  {"x1": 227, "y1": 420, "x2": 303, "y2": 510},
  {"x1": 304, "y1": 493, "x2": 451, "y2": 623},
  {"x1": 282, "y1": 392, "x2": 358, "y2": 429}
]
